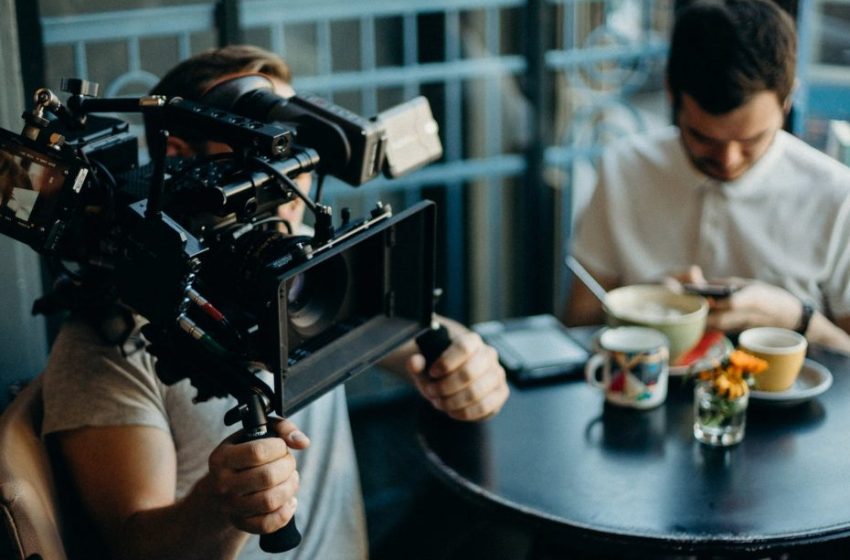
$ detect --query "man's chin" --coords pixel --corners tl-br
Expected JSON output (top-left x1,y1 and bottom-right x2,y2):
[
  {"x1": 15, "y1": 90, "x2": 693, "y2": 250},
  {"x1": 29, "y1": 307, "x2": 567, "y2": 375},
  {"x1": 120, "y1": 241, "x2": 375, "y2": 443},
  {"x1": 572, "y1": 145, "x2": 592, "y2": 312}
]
[{"x1": 697, "y1": 163, "x2": 746, "y2": 182}]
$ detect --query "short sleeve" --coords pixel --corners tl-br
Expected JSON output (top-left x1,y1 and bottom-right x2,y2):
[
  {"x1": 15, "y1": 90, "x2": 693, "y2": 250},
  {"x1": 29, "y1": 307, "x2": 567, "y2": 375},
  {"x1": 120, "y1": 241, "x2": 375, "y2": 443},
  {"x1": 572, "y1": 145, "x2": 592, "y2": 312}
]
[
  {"x1": 823, "y1": 195, "x2": 850, "y2": 318},
  {"x1": 570, "y1": 152, "x2": 621, "y2": 279},
  {"x1": 42, "y1": 318, "x2": 170, "y2": 437}
]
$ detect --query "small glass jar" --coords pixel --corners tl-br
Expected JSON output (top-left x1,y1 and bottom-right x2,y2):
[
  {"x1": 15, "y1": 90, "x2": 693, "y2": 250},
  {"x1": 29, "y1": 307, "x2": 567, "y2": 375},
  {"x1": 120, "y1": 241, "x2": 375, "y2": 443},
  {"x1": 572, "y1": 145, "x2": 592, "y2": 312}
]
[{"x1": 693, "y1": 381, "x2": 748, "y2": 446}]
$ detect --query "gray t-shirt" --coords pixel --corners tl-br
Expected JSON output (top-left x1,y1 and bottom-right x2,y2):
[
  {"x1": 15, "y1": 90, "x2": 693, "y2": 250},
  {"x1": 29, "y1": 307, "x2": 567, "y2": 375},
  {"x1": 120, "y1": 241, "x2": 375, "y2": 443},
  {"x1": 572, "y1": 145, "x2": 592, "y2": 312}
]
[{"x1": 42, "y1": 316, "x2": 368, "y2": 560}]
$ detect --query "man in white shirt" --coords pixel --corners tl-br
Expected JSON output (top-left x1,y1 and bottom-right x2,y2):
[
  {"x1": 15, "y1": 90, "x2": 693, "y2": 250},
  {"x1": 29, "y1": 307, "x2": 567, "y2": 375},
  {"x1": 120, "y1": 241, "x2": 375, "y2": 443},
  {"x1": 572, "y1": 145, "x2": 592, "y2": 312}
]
[{"x1": 565, "y1": 0, "x2": 850, "y2": 353}]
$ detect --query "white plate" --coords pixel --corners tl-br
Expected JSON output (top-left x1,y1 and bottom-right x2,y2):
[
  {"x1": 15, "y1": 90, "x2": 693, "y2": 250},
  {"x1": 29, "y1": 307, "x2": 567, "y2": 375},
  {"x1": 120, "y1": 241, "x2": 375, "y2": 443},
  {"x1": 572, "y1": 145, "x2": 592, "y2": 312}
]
[{"x1": 749, "y1": 359, "x2": 833, "y2": 406}]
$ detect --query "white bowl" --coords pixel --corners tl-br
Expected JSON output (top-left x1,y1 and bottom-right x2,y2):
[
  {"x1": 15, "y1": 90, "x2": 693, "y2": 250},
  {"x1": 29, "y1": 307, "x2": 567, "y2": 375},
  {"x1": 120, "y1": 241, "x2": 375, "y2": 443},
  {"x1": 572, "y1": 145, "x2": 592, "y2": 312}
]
[{"x1": 604, "y1": 284, "x2": 708, "y2": 362}]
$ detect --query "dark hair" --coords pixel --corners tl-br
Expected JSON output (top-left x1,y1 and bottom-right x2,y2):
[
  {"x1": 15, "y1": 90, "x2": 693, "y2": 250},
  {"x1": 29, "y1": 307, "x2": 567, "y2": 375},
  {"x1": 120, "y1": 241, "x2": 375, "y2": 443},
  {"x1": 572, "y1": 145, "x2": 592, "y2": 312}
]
[
  {"x1": 150, "y1": 45, "x2": 292, "y2": 148},
  {"x1": 666, "y1": 0, "x2": 796, "y2": 115},
  {"x1": 151, "y1": 44, "x2": 292, "y2": 101}
]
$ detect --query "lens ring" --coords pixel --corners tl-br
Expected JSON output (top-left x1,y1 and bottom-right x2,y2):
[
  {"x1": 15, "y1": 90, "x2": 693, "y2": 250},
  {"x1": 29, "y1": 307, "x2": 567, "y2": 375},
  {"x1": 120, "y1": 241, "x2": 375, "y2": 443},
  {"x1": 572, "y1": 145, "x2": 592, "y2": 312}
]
[{"x1": 286, "y1": 254, "x2": 348, "y2": 337}]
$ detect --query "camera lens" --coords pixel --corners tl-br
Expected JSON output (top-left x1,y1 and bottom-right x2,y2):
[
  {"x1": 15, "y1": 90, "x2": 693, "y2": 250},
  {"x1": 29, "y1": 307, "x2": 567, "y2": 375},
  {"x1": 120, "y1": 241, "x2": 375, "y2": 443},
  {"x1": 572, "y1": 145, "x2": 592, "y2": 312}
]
[
  {"x1": 211, "y1": 226, "x2": 351, "y2": 340},
  {"x1": 287, "y1": 273, "x2": 307, "y2": 309},
  {"x1": 286, "y1": 254, "x2": 348, "y2": 337}
]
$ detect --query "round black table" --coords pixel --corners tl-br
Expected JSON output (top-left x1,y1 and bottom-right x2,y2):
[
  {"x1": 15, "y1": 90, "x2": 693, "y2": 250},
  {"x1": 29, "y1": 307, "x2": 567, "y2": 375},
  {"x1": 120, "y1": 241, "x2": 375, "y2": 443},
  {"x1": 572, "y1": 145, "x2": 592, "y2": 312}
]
[{"x1": 419, "y1": 331, "x2": 850, "y2": 557}]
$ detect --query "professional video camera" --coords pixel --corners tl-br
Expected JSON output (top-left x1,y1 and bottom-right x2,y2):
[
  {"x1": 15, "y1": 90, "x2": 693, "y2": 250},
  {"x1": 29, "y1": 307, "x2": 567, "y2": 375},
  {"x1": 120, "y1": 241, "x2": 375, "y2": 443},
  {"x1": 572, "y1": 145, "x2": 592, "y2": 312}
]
[{"x1": 0, "y1": 75, "x2": 446, "y2": 550}]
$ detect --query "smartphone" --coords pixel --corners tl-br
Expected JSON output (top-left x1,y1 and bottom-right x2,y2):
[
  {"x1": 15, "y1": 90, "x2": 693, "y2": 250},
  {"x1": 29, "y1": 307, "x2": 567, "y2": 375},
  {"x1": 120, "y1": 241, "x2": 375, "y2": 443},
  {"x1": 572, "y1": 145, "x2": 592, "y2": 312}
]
[{"x1": 683, "y1": 283, "x2": 739, "y2": 299}]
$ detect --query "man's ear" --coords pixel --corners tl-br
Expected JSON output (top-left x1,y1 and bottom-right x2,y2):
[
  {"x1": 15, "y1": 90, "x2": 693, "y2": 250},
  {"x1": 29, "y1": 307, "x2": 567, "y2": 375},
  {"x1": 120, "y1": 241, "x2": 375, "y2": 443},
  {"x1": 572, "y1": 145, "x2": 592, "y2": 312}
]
[
  {"x1": 782, "y1": 79, "x2": 799, "y2": 115},
  {"x1": 166, "y1": 136, "x2": 194, "y2": 157}
]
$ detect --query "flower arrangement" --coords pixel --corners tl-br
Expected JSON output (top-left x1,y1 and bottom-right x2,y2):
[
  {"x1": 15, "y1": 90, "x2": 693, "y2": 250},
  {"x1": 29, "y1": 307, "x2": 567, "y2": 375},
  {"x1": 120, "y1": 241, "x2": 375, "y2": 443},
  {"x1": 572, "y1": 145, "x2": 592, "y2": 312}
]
[
  {"x1": 693, "y1": 349, "x2": 768, "y2": 446},
  {"x1": 696, "y1": 350, "x2": 769, "y2": 399}
]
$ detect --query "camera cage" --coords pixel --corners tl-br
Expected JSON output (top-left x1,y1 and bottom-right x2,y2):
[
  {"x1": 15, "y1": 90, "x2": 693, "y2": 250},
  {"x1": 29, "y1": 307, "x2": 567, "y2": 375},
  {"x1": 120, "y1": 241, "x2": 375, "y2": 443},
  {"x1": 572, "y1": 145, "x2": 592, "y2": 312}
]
[{"x1": 0, "y1": 77, "x2": 442, "y2": 419}]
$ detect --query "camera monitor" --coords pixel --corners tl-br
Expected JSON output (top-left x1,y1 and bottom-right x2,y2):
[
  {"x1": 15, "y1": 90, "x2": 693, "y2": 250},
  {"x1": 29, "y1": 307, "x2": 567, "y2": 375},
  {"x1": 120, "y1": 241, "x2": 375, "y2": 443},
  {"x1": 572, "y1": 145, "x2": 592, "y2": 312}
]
[{"x1": 0, "y1": 128, "x2": 88, "y2": 253}]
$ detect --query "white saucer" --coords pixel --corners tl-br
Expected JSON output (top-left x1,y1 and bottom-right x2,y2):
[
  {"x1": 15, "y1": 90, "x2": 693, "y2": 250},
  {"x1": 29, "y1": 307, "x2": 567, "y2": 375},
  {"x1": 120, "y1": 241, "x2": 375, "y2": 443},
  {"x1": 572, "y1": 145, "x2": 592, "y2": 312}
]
[{"x1": 749, "y1": 359, "x2": 833, "y2": 406}]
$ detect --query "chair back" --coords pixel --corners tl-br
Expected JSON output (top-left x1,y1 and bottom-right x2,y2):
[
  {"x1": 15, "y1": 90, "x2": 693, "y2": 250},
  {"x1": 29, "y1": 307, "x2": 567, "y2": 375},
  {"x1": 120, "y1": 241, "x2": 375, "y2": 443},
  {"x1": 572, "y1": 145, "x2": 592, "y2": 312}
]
[{"x1": 0, "y1": 376, "x2": 68, "y2": 560}]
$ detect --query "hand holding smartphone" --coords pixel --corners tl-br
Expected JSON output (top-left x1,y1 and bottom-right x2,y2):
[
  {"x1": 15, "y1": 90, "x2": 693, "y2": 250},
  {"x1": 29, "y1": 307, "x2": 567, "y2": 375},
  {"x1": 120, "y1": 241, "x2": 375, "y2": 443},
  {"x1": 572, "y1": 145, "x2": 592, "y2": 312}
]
[{"x1": 682, "y1": 283, "x2": 740, "y2": 299}]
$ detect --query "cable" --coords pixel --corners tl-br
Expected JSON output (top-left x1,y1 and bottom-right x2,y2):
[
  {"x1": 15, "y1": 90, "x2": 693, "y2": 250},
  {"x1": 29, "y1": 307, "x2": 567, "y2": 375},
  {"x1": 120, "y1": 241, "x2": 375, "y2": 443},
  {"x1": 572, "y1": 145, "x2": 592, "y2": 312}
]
[
  {"x1": 314, "y1": 173, "x2": 326, "y2": 204},
  {"x1": 250, "y1": 156, "x2": 317, "y2": 213},
  {"x1": 229, "y1": 216, "x2": 292, "y2": 240}
]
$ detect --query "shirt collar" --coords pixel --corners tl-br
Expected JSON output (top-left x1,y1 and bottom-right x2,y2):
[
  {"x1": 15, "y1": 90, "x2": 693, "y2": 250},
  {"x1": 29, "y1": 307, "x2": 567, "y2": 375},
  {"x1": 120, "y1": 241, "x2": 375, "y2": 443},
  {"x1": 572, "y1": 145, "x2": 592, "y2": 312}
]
[
  {"x1": 674, "y1": 128, "x2": 788, "y2": 198},
  {"x1": 670, "y1": 131, "x2": 713, "y2": 192}
]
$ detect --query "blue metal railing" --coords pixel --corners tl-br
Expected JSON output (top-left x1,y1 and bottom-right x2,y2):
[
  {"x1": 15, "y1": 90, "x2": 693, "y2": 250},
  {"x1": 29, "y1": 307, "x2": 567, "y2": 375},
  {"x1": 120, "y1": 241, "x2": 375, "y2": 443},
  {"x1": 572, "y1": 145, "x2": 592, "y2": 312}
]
[
  {"x1": 547, "y1": 0, "x2": 672, "y2": 308},
  {"x1": 240, "y1": 0, "x2": 529, "y2": 316},
  {"x1": 40, "y1": 0, "x2": 672, "y2": 320},
  {"x1": 35, "y1": 0, "x2": 850, "y2": 320},
  {"x1": 42, "y1": 5, "x2": 214, "y2": 95}
]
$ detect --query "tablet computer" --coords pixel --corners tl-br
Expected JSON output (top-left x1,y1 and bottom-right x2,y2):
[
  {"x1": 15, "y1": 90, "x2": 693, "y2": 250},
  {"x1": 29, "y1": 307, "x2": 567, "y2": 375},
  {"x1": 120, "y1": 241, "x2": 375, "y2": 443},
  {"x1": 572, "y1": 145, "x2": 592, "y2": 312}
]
[{"x1": 474, "y1": 314, "x2": 590, "y2": 385}]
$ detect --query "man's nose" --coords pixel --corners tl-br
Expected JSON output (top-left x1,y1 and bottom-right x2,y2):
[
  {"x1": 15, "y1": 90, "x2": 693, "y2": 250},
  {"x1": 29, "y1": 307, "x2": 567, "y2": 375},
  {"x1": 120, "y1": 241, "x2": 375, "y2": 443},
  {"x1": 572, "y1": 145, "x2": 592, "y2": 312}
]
[{"x1": 715, "y1": 142, "x2": 744, "y2": 169}]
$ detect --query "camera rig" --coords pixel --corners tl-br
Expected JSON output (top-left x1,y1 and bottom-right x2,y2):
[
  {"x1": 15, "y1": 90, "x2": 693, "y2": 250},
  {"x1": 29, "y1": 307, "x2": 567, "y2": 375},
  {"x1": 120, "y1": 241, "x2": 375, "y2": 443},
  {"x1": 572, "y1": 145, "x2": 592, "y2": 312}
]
[
  {"x1": 2, "y1": 74, "x2": 445, "y2": 410},
  {"x1": 0, "y1": 75, "x2": 448, "y2": 551},
  {"x1": 0, "y1": 75, "x2": 445, "y2": 550}
]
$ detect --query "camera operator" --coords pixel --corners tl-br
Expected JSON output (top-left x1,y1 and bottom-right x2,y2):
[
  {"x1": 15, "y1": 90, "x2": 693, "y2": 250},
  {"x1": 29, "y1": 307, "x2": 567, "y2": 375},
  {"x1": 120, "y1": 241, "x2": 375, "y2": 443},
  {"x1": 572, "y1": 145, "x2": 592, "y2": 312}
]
[{"x1": 40, "y1": 45, "x2": 509, "y2": 560}]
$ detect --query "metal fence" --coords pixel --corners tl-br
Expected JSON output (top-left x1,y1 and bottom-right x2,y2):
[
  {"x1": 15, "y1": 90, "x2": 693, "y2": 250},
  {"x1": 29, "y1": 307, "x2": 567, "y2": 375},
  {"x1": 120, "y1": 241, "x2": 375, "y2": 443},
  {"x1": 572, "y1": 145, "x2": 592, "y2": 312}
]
[
  {"x1": 34, "y1": 0, "x2": 675, "y2": 321},
  {"x1": 7, "y1": 0, "x2": 845, "y2": 411},
  {"x1": 546, "y1": 0, "x2": 672, "y2": 310},
  {"x1": 19, "y1": 0, "x2": 850, "y2": 321}
]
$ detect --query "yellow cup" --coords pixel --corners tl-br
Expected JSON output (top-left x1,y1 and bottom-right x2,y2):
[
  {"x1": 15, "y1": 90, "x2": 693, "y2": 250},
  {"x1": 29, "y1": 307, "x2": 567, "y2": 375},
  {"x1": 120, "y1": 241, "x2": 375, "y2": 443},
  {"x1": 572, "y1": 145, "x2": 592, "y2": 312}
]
[{"x1": 738, "y1": 327, "x2": 807, "y2": 392}]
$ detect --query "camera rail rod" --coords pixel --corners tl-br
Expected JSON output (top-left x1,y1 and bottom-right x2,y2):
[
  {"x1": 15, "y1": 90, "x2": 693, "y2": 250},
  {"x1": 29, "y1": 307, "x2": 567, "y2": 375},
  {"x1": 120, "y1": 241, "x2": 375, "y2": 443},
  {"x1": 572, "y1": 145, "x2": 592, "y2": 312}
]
[{"x1": 63, "y1": 93, "x2": 292, "y2": 158}]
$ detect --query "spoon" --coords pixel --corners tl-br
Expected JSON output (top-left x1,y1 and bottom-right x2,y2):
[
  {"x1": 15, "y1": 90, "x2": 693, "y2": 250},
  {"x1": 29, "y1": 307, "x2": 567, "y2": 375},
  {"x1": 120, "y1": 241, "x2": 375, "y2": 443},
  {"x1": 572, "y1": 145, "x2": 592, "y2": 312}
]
[{"x1": 565, "y1": 255, "x2": 608, "y2": 304}]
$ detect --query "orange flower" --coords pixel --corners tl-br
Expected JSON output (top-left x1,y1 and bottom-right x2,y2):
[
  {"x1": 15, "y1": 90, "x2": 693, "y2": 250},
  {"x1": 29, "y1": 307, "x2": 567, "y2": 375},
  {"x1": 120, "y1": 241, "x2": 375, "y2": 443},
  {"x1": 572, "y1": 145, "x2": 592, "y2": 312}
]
[
  {"x1": 728, "y1": 350, "x2": 769, "y2": 375},
  {"x1": 697, "y1": 350, "x2": 768, "y2": 399}
]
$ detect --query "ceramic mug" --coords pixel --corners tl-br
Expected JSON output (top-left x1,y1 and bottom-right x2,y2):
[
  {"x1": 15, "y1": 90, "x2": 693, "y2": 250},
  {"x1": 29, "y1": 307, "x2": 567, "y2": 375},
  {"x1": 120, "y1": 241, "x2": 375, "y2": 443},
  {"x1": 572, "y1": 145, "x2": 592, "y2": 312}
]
[
  {"x1": 738, "y1": 327, "x2": 807, "y2": 392},
  {"x1": 585, "y1": 327, "x2": 669, "y2": 409}
]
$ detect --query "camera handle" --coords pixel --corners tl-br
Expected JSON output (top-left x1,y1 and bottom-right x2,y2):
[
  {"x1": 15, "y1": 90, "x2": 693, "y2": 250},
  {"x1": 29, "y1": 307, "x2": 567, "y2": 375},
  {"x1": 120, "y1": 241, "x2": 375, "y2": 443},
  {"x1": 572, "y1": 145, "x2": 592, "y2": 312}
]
[
  {"x1": 415, "y1": 288, "x2": 452, "y2": 369},
  {"x1": 415, "y1": 321, "x2": 452, "y2": 371},
  {"x1": 155, "y1": 316, "x2": 301, "y2": 551},
  {"x1": 236, "y1": 392, "x2": 303, "y2": 553}
]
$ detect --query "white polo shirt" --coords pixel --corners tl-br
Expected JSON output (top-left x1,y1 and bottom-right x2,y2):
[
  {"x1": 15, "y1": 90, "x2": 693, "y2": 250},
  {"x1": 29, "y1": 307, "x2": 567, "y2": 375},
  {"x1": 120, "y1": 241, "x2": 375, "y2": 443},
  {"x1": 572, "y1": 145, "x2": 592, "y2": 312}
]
[{"x1": 572, "y1": 126, "x2": 850, "y2": 318}]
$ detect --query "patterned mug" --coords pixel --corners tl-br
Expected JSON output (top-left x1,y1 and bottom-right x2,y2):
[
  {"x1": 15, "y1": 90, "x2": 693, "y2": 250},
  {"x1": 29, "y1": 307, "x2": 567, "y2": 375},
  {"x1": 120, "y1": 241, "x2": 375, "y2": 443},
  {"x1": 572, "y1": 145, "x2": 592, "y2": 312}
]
[{"x1": 585, "y1": 327, "x2": 669, "y2": 409}]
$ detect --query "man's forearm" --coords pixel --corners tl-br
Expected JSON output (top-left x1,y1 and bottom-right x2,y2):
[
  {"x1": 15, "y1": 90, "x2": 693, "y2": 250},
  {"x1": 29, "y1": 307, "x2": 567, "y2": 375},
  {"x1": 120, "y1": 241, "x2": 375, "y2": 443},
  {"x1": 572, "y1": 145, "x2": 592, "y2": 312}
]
[
  {"x1": 112, "y1": 475, "x2": 248, "y2": 560},
  {"x1": 809, "y1": 313, "x2": 850, "y2": 354}
]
